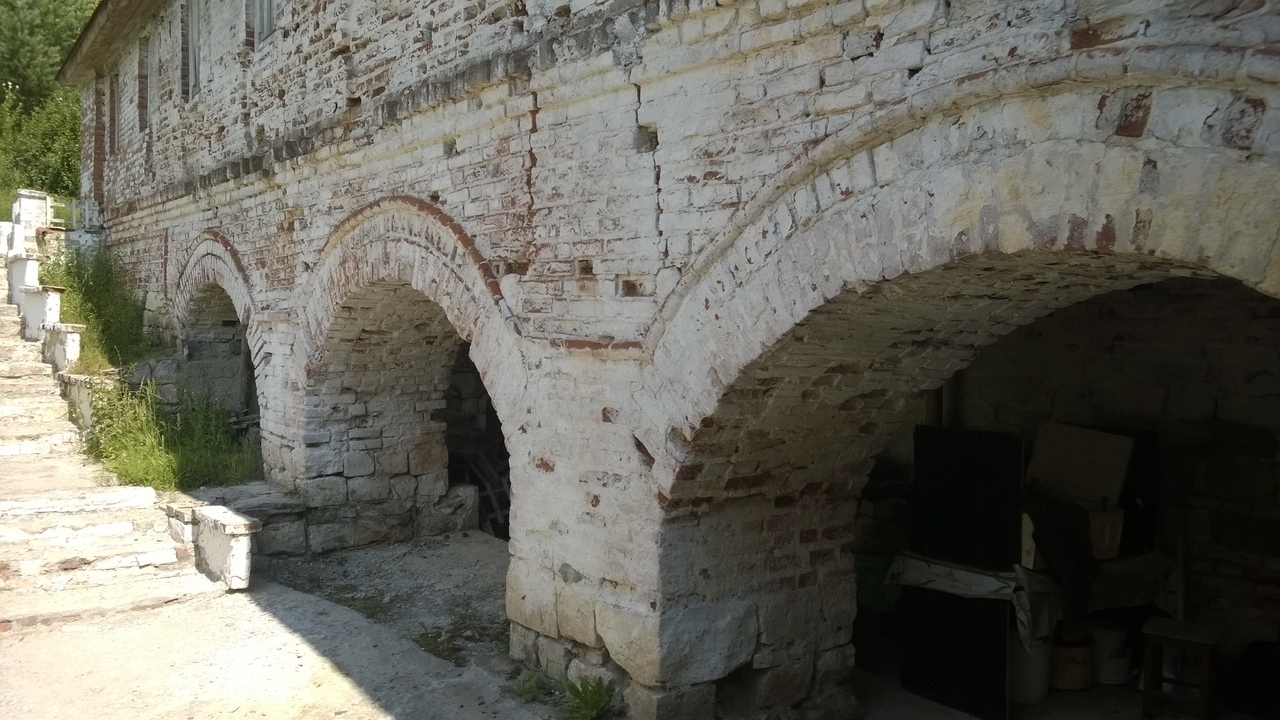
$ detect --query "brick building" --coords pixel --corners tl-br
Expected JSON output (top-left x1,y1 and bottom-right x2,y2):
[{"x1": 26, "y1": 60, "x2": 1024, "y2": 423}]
[{"x1": 59, "y1": 0, "x2": 1280, "y2": 716}]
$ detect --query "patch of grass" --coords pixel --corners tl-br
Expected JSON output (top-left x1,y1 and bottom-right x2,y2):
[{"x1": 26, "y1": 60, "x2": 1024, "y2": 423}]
[
  {"x1": 325, "y1": 583, "x2": 399, "y2": 624},
  {"x1": 415, "y1": 623, "x2": 468, "y2": 667},
  {"x1": 413, "y1": 607, "x2": 508, "y2": 666},
  {"x1": 38, "y1": 246, "x2": 164, "y2": 372},
  {"x1": 264, "y1": 562, "x2": 324, "y2": 595},
  {"x1": 504, "y1": 670, "x2": 554, "y2": 703},
  {"x1": 85, "y1": 380, "x2": 262, "y2": 491},
  {"x1": 560, "y1": 676, "x2": 617, "y2": 720}
]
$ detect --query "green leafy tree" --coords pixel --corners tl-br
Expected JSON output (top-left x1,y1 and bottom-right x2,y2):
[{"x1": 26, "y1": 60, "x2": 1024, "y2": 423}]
[
  {"x1": 7, "y1": 87, "x2": 80, "y2": 196},
  {"x1": 0, "y1": 0, "x2": 99, "y2": 111},
  {"x1": 0, "y1": 0, "x2": 96, "y2": 218}
]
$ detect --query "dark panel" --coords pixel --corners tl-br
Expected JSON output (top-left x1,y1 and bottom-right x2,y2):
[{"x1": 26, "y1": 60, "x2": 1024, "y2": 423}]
[
  {"x1": 912, "y1": 425, "x2": 1023, "y2": 571},
  {"x1": 900, "y1": 587, "x2": 1010, "y2": 720}
]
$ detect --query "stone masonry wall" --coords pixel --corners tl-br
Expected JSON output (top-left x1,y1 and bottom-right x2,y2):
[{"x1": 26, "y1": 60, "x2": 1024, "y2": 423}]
[
  {"x1": 129, "y1": 283, "x2": 257, "y2": 414},
  {"x1": 72, "y1": 0, "x2": 1280, "y2": 714},
  {"x1": 298, "y1": 281, "x2": 480, "y2": 551}
]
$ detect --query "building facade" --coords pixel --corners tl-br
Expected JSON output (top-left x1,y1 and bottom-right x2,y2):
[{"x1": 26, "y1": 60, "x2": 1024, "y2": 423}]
[{"x1": 60, "y1": 0, "x2": 1280, "y2": 716}]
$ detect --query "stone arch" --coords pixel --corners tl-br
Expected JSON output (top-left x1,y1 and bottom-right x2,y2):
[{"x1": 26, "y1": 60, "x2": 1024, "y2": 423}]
[
  {"x1": 632, "y1": 65, "x2": 1280, "y2": 709},
  {"x1": 297, "y1": 196, "x2": 518, "y2": 370},
  {"x1": 642, "y1": 67, "x2": 1280, "y2": 491},
  {"x1": 648, "y1": 43, "x2": 1280, "y2": 353},
  {"x1": 174, "y1": 232, "x2": 257, "y2": 333},
  {"x1": 293, "y1": 198, "x2": 524, "y2": 549},
  {"x1": 172, "y1": 232, "x2": 265, "y2": 417}
]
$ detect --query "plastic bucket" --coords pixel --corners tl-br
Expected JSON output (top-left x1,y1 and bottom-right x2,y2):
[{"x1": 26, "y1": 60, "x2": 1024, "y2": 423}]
[
  {"x1": 1050, "y1": 637, "x2": 1096, "y2": 690},
  {"x1": 1008, "y1": 634, "x2": 1051, "y2": 704},
  {"x1": 1091, "y1": 626, "x2": 1131, "y2": 685}
]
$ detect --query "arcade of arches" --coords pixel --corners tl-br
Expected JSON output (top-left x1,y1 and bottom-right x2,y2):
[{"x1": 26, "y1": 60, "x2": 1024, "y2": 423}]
[{"x1": 72, "y1": 0, "x2": 1280, "y2": 715}]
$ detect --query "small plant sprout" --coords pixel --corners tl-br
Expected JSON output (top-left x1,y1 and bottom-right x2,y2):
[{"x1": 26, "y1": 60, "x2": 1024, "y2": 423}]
[
  {"x1": 503, "y1": 670, "x2": 553, "y2": 703},
  {"x1": 559, "y1": 675, "x2": 616, "y2": 720}
]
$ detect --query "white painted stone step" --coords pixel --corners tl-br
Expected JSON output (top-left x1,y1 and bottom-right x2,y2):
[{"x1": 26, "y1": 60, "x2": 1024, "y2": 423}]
[
  {"x1": 0, "y1": 486, "x2": 157, "y2": 518},
  {"x1": 0, "y1": 396, "x2": 70, "y2": 424},
  {"x1": 0, "y1": 361, "x2": 53, "y2": 379},
  {"x1": 1, "y1": 530, "x2": 184, "y2": 575},
  {"x1": 3, "y1": 561, "x2": 198, "y2": 596},
  {"x1": 0, "y1": 342, "x2": 42, "y2": 364},
  {"x1": 0, "y1": 569, "x2": 220, "y2": 631},
  {"x1": 0, "y1": 455, "x2": 116, "y2": 496},
  {"x1": 0, "y1": 377, "x2": 61, "y2": 399},
  {"x1": 0, "y1": 505, "x2": 167, "y2": 544},
  {"x1": 0, "y1": 537, "x2": 189, "y2": 593},
  {"x1": 0, "y1": 422, "x2": 79, "y2": 456}
]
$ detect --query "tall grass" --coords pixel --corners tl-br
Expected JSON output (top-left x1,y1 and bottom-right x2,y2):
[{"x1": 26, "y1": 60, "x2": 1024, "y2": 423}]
[
  {"x1": 38, "y1": 246, "x2": 259, "y2": 491},
  {"x1": 85, "y1": 380, "x2": 262, "y2": 491},
  {"x1": 38, "y1": 246, "x2": 162, "y2": 373}
]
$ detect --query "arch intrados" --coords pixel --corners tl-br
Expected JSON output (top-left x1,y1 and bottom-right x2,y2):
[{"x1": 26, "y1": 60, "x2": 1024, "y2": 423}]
[
  {"x1": 304, "y1": 277, "x2": 514, "y2": 433},
  {"x1": 298, "y1": 197, "x2": 515, "y2": 357},
  {"x1": 172, "y1": 233, "x2": 262, "y2": 371},
  {"x1": 661, "y1": 251, "x2": 1229, "y2": 501}
]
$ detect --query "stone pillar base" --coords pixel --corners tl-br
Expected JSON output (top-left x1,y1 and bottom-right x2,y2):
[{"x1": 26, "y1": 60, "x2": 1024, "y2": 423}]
[{"x1": 624, "y1": 681, "x2": 716, "y2": 720}]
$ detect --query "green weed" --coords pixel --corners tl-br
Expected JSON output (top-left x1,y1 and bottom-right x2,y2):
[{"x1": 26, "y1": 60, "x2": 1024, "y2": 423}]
[
  {"x1": 84, "y1": 379, "x2": 176, "y2": 490},
  {"x1": 38, "y1": 247, "x2": 163, "y2": 371},
  {"x1": 412, "y1": 607, "x2": 508, "y2": 667},
  {"x1": 504, "y1": 670, "x2": 554, "y2": 703},
  {"x1": 559, "y1": 676, "x2": 617, "y2": 720},
  {"x1": 84, "y1": 380, "x2": 261, "y2": 491},
  {"x1": 415, "y1": 622, "x2": 468, "y2": 667}
]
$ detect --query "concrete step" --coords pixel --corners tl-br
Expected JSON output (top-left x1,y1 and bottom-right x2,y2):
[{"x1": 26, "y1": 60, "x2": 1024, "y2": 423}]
[
  {"x1": 0, "y1": 525, "x2": 189, "y2": 591},
  {"x1": 0, "y1": 341, "x2": 42, "y2": 364},
  {"x1": 0, "y1": 421, "x2": 79, "y2": 456},
  {"x1": 0, "y1": 396, "x2": 70, "y2": 425},
  {"x1": 0, "y1": 486, "x2": 156, "y2": 518},
  {"x1": 0, "y1": 505, "x2": 166, "y2": 544},
  {"x1": 0, "y1": 377, "x2": 61, "y2": 399},
  {"x1": 0, "y1": 304, "x2": 18, "y2": 318},
  {"x1": 0, "y1": 361, "x2": 53, "y2": 380},
  {"x1": 0, "y1": 455, "x2": 117, "y2": 496},
  {"x1": 0, "y1": 568, "x2": 220, "y2": 632}
]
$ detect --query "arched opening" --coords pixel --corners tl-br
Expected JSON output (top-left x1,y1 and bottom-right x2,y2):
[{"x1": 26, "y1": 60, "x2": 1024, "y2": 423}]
[
  {"x1": 659, "y1": 255, "x2": 1280, "y2": 718},
  {"x1": 850, "y1": 274, "x2": 1280, "y2": 719},
  {"x1": 442, "y1": 342, "x2": 512, "y2": 539},
  {"x1": 184, "y1": 283, "x2": 258, "y2": 418},
  {"x1": 300, "y1": 280, "x2": 512, "y2": 550}
]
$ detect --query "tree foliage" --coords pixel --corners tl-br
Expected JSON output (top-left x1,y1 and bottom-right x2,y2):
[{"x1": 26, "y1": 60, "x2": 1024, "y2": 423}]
[
  {"x1": 0, "y1": 0, "x2": 96, "y2": 218},
  {"x1": 1, "y1": 87, "x2": 81, "y2": 197},
  {"x1": 0, "y1": 0, "x2": 99, "y2": 111}
]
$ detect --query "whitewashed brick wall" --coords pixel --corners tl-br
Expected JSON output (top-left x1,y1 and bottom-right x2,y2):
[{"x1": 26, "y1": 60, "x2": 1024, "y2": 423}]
[{"x1": 75, "y1": 0, "x2": 1280, "y2": 714}]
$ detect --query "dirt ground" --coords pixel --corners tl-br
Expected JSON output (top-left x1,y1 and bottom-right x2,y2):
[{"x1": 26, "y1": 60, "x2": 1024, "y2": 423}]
[
  {"x1": 0, "y1": 533, "x2": 559, "y2": 720},
  {"x1": 260, "y1": 531, "x2": 527, "y2": 682},
  {"x1": 10, "y1": 529, "x2": 1239, "y2": 720}
]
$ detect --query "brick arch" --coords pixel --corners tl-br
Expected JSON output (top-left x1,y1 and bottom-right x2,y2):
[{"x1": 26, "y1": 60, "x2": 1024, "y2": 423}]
[
  {"x1": 298, "y1": 196, "x2": 518, "y2": 364},
  {"x1": 296, "y1": 197, "x2": 528, "y2": 422},
  {"x1": 640, "y1": 75, "x2": 1280, "y2": 495},
  {"x1": 172, "y1": 232, "x2": 268, "y2": 414},
  {"x1": 628, "y1": 62, "x2": 1280, "y2": 707},
  {"x1": 646, "y1": 43, "x2": 1280, "y2": 353},
  {"x1": 174, "y1": 231, "x2": 257, "y2": 332}
]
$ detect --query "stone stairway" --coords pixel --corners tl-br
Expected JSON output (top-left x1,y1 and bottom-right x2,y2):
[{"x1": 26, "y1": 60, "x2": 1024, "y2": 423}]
[{"x1": 0, "y1": 301, "x2": 219, "y2": 632}]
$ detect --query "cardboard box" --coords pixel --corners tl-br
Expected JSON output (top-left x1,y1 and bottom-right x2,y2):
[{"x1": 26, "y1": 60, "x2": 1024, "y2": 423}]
[
  {"x1": 1024, "y1": 423, "x2": 1132, "y2": 561},
  {"x1": 1025, "y1": 423, "x2": 1132, "y2": 508}
]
